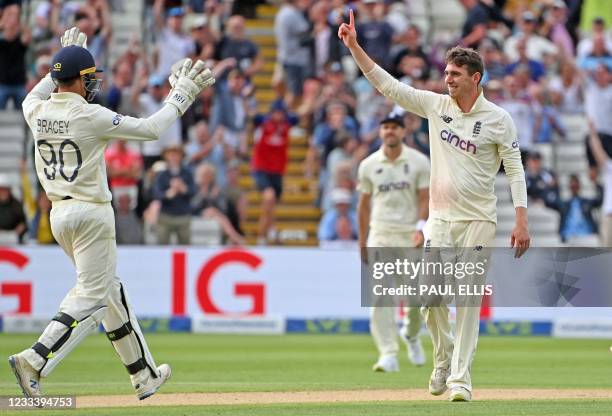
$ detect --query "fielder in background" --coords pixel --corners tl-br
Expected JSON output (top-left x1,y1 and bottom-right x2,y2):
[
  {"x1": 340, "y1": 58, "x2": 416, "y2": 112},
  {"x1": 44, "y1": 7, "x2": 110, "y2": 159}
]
[
  {"x1": 340, "y1": 10, "x2": 530, "y2": 402},
  {"x1": 8, "y1": 27, "x2": 215, "y2": 400},
  {"x1": 357, "y1": 112, "x2": 430, "y2": 372}
]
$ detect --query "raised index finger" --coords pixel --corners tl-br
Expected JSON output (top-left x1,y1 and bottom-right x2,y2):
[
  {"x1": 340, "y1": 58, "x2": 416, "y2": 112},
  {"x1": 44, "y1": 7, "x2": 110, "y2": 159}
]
[{"x1": 349, "y1": 9, "x2": 354, "y2": 28}]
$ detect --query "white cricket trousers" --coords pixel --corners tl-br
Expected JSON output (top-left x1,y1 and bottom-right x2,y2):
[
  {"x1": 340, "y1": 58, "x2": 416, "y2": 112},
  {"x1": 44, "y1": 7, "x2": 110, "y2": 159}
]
[
  {"x1": 422, "y1": 218, "x2": 495, "y2": 393},
  {"x1": 368, "y1": 229, "x2": 422, "y2": 358},
  {"x1": 32, "y1": 199, "x2": 157, "y2": 377}
]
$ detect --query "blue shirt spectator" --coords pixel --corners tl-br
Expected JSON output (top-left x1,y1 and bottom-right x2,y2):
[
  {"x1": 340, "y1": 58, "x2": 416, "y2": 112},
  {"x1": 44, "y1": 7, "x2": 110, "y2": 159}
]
[{"x1": 318, "y1": 188, "x2": 358, "y2": 241}]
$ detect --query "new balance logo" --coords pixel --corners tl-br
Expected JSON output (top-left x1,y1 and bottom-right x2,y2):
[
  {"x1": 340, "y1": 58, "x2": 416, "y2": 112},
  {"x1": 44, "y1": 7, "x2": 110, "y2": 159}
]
[
  {"x1": 474, "y1": 245, "x2": 483, "y2": 251},
  {"x1": 440, "y1": 114, "x2": 453, "y2": 123},
  {"x1": 440, "y1": 130, "x2": 477, "y2": 154},
  {"x1": 375, "y1": 168, "x2": 383, "y2": 174},
  {"x1": 30, "y1": 379, "x2": 38, "y2": 389}
]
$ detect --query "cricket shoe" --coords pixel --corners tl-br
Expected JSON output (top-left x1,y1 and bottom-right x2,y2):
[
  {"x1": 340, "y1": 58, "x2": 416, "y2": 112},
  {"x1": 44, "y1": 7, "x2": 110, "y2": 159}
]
[
  {"x1": 372, "y1": 355, "x2": 399, "y2": 372},
  {"x1": 134, "y1": 364, "x2": 172, "y2": 400},
  {"x1": 428, "y1": 367, "x2": 449, "y2": 395},
  {"x1": 8, "y1": 354, "x2": 42, "y2": 398},
  {"x1": 400, "y1": 327, "x2": 425, "y2": 366},
  {"x1": 449, "y1": 386, "x2": 472, "y2": 402}
]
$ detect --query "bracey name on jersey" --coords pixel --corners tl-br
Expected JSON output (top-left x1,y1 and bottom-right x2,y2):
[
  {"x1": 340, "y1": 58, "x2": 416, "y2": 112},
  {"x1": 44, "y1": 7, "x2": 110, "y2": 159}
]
[{"x1": 37, "y1": 119, "x2": 70, "y2": 134}]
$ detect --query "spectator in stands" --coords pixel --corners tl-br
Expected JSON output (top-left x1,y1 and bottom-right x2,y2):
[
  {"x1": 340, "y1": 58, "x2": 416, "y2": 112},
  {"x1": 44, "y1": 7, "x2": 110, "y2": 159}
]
[
  {"x1": 214, "y1": 15, "x2": 262, "y2": 80},
  {"x1": 274, "y1": 0, "x2": 311, "y2": 108},
  {"x1": 356, "y1": 0, "x2": 394, "y2": 69},
  {"x1": 499, "y1": 75, "x2": 535, "y2": 154},
  {"x1": 152, "y1": 2, "x2": 195, "y2": 78},
  {"x1": 308, "y1": 0, "x2": 343, "y2": 79},
  {"x1": 131, "y1": 75, "x2": 182, "y2": 169},
  {"x1": 105, "y1": 139, "x2": 143, "y2": 205},
  {"x1": 75, "y1": 0, "x2": 112, "y2": 67},
  {"x1": 0, "y1": 9, "x2": 30, "y2": 109},
  {"x1": 251, "y1": 99, "x2": 298, "y2": 244},
  {"x1": 458, "y1": 0, "x2": 490, "y2": 49},
  {"x1": 191, "y1": 163, "x2": 244, "y2": 245},
  {"x1": 26, "y1": 55, "x2": 51, "y2": 93},
  {"x1": 311, "y1": 101, "x2": 359, "y2": 170},
  {"x1": 479, "y1": 40, "x2": 506, "y2": 83},
  {"x1": 577, "y1": 33, "x2": 612, "y2": 71},
  {"x1": 548, "y1": 59, "x2": 584, "y2": 114},
  {"x1": 0, "y1": 174, "x2": 26, "y2": 243},
  {"x1": 532, "y1": 85, "x2": 566, "y2": 144},
  {"x1": 584, "y1": 64, "x2": 612, "y2": 175},
  {"x1": 506, "y1": 36, "x2": 546, "y2": 82},
  {"x1": 392, "y1": 24, "x2": 430, "y2": 79},
  {"x1": 313, "y1": 62, "x2": 357, "y2": 117},
  {"x1": 321, "y1": 159, "x2": 358, "y2": 212},
  {"x1": 326, "y1": 132, "x2": 360, "y2": 184},
  {"x1": 211, "y1": 69, "x2": 252, "y2": 157},
  {"x1": 115, "y1": 193, "x2": 143, "y2": 245},
  {"x1": 318, "y1": 188, "x2": 358, "y2": 241},
  {"x1": 106, "y1": 60, "x2": 134, "y2": 112},
  {"x1": 505, "y1": 11, "x2": 558, "y2": 63},
  {"x1": 577, "y1": 17, "x2": 612, "y2": 60},
  {"x1": 403, "y1": 111, "x2": 429, "y2": 156},
  {"x1": 190, "y1": 16, "x2": 217, "y2": 61},
  {"x1": 539, "y1": 0, "x2": 574, "y2": 58},
  {"x1": 553, "y1": 174, "x2": 602, "y2": 245},
  {"x1": 588, "y1": 120, "x2": 612, "y2": 247},
  {"x1": 153, "y1": 145, "x2": 195, "y2": 245},
  {"x1": 525, "y1": 152, "x2": 559, "y2": 208},
  {"x1": 185, "y1": 121, "x2": 228, "y2": 187}
]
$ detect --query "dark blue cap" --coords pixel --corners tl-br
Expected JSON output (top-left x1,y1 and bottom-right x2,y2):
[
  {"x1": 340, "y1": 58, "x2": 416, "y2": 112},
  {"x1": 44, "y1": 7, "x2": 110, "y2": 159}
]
[
  {"x1": 269, "y1": 98, "x2": 287, "y2": 114},
  {"x1": 380, "y1": 112, "x2": 405, "y2": 127},
  {"x1": 51, "y1": 46, "x2": 103, "y2": 80}
]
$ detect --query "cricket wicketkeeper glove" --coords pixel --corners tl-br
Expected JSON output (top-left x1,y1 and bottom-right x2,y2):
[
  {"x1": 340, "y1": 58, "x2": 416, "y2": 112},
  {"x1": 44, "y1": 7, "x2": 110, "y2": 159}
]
[
  {"x1": 60, "y1": 26, "x2": 88, "y2": 48},
  {"x1": 165, "y1": 58, "x2": 215, "y2": 115}
]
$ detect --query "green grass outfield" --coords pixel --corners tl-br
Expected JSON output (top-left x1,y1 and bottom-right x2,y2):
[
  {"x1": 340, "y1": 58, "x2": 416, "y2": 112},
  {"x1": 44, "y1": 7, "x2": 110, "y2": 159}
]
[{"x1": 0, "y1": 333, "x2": 611, "y2": 415}]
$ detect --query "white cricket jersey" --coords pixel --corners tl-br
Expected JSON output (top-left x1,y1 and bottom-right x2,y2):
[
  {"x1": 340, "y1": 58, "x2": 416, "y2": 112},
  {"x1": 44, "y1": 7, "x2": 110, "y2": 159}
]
[
  {"x1": 358, "y1": 145, "x2": 430, "y2": 232},
  {"x1": 23, "y1": 75, "x2": 180, "y2": 203},
  {"x1": 364, "y1": 65, "x2": 527, "y2": 223}
]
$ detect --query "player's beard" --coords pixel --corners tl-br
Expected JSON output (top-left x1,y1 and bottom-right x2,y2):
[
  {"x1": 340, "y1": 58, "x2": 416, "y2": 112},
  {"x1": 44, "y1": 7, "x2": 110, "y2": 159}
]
[{"x1": 383, "y1": 135, "x2": 401, "y2": 148}]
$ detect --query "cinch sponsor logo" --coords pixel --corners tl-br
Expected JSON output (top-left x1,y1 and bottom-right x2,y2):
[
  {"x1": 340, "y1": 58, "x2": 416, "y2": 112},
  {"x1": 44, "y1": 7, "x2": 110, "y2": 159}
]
[
  {"x1": 378, "y1": 181, "x2": 410, "y2": 192},
  {"x1": 440, "y1": 129, "x2": 477, "y2": 155}
]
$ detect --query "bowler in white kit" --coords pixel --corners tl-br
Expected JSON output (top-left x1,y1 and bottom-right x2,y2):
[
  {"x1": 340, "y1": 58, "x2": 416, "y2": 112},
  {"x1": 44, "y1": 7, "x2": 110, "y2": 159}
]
[
  {"x1": 357, "y1": 113, "x2": 430, "y2": 372},
  {"x1": 339, "y1": 10, "x2": 530, "y2": 401},
  {"x1": 8, "y1": 27, "x2": 215, "y2": 400}
]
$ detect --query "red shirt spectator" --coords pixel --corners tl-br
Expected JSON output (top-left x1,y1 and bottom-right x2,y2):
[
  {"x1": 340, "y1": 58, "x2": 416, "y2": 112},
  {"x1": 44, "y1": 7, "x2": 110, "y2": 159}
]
[
  {"x1": 105, "y1": 140, "x2": 143, "y2": 188},
  {"x1": 251, "y1": 100, "x2": 298, "y2": 175}
]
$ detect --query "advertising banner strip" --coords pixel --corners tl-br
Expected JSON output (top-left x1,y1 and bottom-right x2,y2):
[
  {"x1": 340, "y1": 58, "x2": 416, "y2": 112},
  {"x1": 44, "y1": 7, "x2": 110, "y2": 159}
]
[
  {"x1": 553, "y1": 319, "x2": 612, "y2": 339},
  {"x1": 285, "y1": 319, "x2": 370, "y2": 334},
  {"x1": 192, "y1": 316, "x2": 285, "y2": 334},
  {"x1": 479, "y1": 320, "x2": 553, "y2": 336}
]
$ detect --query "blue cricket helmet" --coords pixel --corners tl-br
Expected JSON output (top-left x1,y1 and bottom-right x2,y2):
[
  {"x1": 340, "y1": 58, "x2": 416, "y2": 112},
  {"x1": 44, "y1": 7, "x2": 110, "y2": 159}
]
[{"x1": 51, "y1": 45, "x2": 104, "y2": 101}]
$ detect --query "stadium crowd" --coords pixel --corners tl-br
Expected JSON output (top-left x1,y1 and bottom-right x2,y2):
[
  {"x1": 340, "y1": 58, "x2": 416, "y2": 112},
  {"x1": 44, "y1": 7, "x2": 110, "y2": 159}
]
[{"x1": 0, "y1": 0, "x2": 611, "y2": 246}]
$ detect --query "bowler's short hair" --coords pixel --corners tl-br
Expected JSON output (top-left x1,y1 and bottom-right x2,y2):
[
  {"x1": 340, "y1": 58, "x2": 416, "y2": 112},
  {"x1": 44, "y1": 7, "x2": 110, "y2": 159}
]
[{"x1": 445, "y1": 46, "x2": 484, "y2": 83}]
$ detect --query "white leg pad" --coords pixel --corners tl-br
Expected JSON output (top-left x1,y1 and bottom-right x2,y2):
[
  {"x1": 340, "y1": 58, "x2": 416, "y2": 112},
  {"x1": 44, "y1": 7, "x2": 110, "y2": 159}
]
[{"x1": 40, "y1": 306, "x2": 107, "y2": 378}]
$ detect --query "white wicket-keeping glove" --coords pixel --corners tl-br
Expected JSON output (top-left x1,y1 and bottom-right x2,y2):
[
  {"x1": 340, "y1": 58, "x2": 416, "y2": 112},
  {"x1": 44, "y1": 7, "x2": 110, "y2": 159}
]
[
  {"x1": 60, "y1": 26, "x2": 88, "y2": 48},
  {"x1": 165, "y1": 59, "x2": 215, "y2": 115}
]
